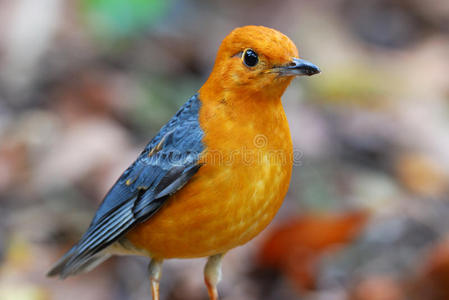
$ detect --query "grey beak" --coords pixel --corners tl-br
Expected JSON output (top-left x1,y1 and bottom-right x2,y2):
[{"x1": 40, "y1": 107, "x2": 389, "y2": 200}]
[{"x1": 276, "y1": 58, "x2": 321, "y2": 76}]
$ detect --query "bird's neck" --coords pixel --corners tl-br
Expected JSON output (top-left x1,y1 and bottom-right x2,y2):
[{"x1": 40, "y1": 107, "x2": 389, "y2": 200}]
[
  {"x1": 197, "y1": 83, "x2": 292, "y2": 152},
  {"x1": 199, "y1": 76, "x2": 292, "y2": 105}
]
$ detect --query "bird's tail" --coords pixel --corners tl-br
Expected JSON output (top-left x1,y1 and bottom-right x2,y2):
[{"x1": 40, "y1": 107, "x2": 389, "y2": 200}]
[{"x1": 47, "y1": 246, "x2": 111, "y2": 278}]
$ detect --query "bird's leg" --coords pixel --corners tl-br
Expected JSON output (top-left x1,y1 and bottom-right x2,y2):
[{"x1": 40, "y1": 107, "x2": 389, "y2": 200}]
[
  {"x1": 204, "y1": 253, "x2": 224, "y2": 300},
  {"x1": 148, "y1": 258, "x2": 163, "y2": 300}
]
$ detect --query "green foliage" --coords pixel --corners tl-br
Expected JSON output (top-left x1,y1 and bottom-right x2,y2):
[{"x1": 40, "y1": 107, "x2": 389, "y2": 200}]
[{"x1": 81, "y1": 0, "x2": 171, "y2": 38}]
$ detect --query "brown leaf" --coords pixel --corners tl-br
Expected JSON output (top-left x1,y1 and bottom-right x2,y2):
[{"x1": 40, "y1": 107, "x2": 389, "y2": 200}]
[
  {"x1": 410, "y1": 238, "x2": 449, "y2": 300},
  {"x1": 258, "y1": 211, "x2": 369, "y2": 291}
]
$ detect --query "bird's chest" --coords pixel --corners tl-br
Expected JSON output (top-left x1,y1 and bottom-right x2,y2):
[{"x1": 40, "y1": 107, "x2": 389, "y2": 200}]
[
  {"x1": 200, "y1": 109, "x2": 293, "y2": 199},
  {"x1": 200, "y1": 98, "x2": 293, "y2": 182},
  {"x1": 186, "y1": 99, "x2": 294, "y2": 251}
]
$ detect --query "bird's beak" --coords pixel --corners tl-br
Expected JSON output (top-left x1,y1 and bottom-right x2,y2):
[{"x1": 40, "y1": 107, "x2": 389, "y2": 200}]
[{"x1": 274, "y1": 58, "x2": 321, "y2": 77}]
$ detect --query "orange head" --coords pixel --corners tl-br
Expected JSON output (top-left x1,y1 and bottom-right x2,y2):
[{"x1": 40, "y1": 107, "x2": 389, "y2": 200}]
[{"x1": 201, "y1": 25, "x2": 320, "y2": 100}]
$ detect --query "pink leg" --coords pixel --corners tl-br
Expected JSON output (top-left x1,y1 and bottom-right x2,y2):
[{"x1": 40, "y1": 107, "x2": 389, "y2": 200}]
[
  {"x1": 148, "y1": 258, "x2": 163, "y2": 300},
  {"x1": 204, "y1": 254, "x2": 224, "y2": 300}
]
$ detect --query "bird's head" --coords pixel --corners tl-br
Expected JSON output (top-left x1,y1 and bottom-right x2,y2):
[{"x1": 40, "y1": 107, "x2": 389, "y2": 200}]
[{"x1": 201, "y1": 25, "x2": 320, "y2": 99}]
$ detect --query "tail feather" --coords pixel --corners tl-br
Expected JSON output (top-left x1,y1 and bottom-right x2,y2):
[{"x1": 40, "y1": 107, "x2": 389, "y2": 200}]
[
  {"x1": 47, "y1": 247, "x2": 111, "y2": 278},
  {"x1": 48, "y1": 200, "x2": 136, "y2": 278}
]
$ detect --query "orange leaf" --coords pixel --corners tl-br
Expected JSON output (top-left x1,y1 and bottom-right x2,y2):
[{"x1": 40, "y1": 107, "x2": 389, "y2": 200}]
[{"x1": 258, "y1": 211, "x2": 368, "y2": 290}]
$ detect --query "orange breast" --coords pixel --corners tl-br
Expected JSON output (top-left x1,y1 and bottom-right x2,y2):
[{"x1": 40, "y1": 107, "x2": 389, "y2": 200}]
[{"x1": 126, "y1": 95, "x2": 293, "y2": 259}]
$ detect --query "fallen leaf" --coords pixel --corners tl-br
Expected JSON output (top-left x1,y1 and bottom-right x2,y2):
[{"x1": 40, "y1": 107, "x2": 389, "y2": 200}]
[{"x1": 258, "y1": 211, "x2": 369, "y2": 291}]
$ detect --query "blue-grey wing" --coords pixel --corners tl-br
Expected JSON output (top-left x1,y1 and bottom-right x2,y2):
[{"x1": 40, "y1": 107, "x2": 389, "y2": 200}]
[{"x1": 48, "y1": 94, "x2": 204, "y2": 278}]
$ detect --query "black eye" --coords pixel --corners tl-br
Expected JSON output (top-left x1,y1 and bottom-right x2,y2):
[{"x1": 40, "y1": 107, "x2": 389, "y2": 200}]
[{"x1": 243, "y1": 49, "x2": 258, "y2": 67}]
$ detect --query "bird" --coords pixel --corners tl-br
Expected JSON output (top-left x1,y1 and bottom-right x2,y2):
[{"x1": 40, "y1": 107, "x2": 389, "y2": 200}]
[{"x1": 48, "y1": 25, "x2": 320, "y2": 300}]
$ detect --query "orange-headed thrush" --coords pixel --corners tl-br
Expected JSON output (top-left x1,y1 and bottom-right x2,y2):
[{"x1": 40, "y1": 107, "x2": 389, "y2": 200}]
[{"x1": 48, "y1": 25, "x2": 320, "y2": 300}]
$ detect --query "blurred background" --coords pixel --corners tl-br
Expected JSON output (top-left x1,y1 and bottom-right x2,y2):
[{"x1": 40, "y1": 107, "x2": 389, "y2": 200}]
[{"x1": 1, "y1": 0, "x2": 449, "y2": 299}]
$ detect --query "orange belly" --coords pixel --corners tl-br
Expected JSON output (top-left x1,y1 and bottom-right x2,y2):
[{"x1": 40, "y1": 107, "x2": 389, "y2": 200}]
[{"x1": 126, "y1": 96, "x2": 293, "y2": 259}]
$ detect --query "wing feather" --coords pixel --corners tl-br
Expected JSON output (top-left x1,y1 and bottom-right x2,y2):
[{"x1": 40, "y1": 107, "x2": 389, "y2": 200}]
[{"x1": 48, "y1": 94, "x2": 204, "y2": 278}]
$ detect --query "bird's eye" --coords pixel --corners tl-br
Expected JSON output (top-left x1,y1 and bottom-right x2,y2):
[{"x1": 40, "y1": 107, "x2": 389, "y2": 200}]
[{"x1": 242, "y1": 49, "x2": 258, "y2": 67}]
